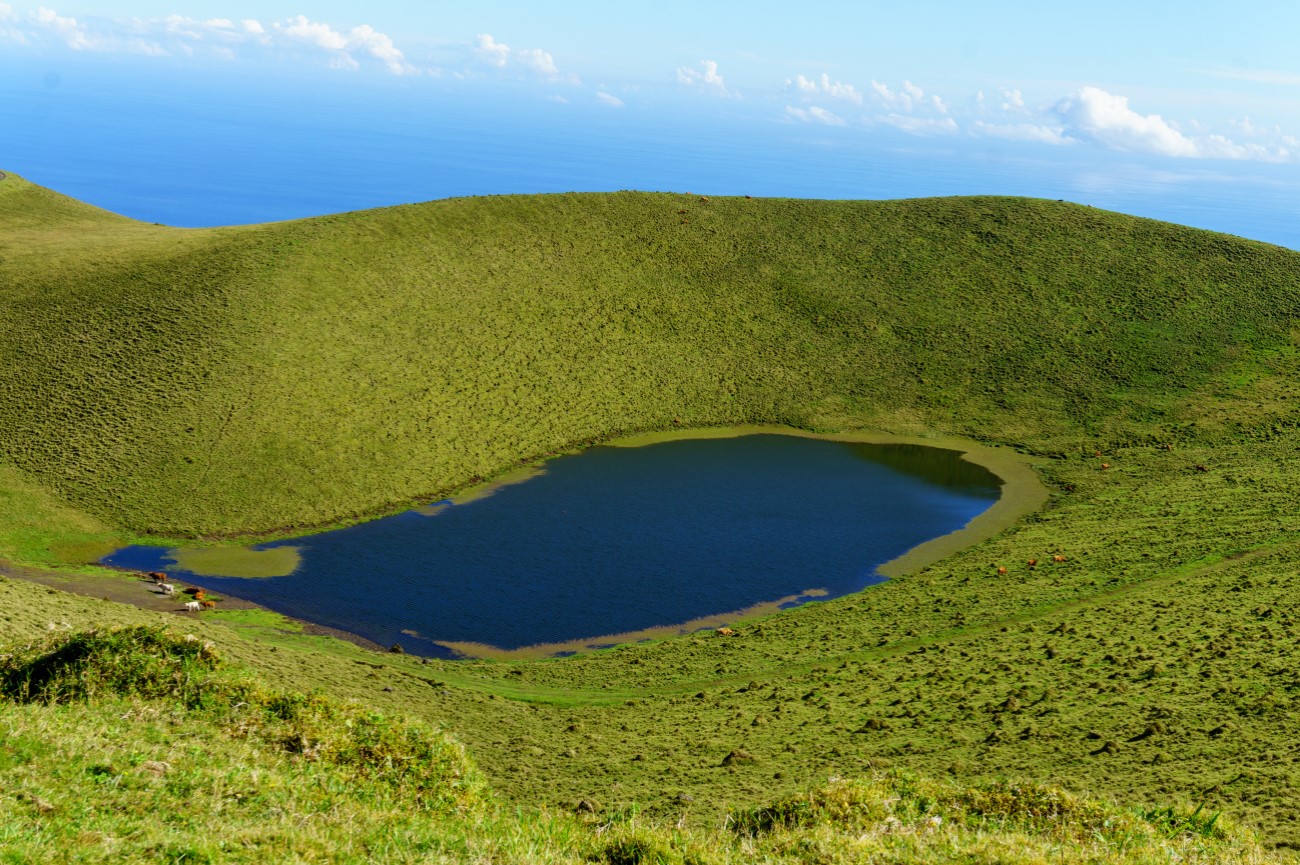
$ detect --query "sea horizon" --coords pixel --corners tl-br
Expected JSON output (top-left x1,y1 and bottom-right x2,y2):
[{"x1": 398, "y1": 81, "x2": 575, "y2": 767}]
[{"x1": 5, "y1": 56, "x2": 1299, "y2": 250}]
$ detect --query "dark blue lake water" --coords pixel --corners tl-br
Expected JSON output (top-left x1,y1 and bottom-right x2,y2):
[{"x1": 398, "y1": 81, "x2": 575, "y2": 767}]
[{"x1": 102, "y1": 435, "x2": 1000, "y2": 659}]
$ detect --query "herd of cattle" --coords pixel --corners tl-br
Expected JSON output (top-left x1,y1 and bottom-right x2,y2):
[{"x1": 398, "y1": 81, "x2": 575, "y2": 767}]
[{"x1": 145, "y1": 571, "x2": 217, "y2": 612}]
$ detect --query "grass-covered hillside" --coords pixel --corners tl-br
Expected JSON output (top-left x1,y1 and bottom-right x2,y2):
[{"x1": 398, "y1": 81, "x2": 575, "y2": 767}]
[
  {"x1": 0, "y1": 625, "x2": 1279, "y2": 864},
  {"x1": 2, "y1": 171, "x2": 1298, "y2": 542},
  {"x1": 7, "y1": 172, "x2": 1300, "y2": 857}
]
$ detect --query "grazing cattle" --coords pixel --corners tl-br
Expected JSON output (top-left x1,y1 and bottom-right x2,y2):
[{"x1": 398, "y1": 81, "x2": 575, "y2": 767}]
[
  {"x1": 745, "y1": 195, "x2": 753, "y2": 199},
  {"x1": 996, "y1": 566, "x2": 1007, "y2": 576},
  {"x1": 1052, "y1": 555, "x2": 1067, "y2": 563},
  {"x1": 1160, "y1": 443, "x2": 1174, "y2": 451},
  {"x1": 1195, "y1": 464, "x2": 1209, "y2": 472},
  {"x1": 150, "y1": 571, "x2": 167, "y2": 583},
  {"x1": 676, "y1": 209, "x2": 687, "y2": 214},
  {"x1": 200, "y1": 599, "x2": 216, "y2": 610},
  {"x1": 184, "y1": 601, "x2": 202, "y2": 612},
  {"x1": 716, "y1": 627, "x2": 737, "y2": 637},
  {"x1": 1100, "y1": 463, "x2": 1111, "y2": 470},
  {"x1": 1027, "y1": 558, "x2": 1038, "y2": 568},
  {"x1": 1094, "y1": 450, "x2": 1102, "y2": 458},
  {"x1": 192, "y1": 589, "x2": 205, "y2": 600},
  {"x1": 159, "y1": 583, "x2": 175, "y2": 596},
  {"x1": 699, "y1": 196, "x2": 710, "y2": 202}
]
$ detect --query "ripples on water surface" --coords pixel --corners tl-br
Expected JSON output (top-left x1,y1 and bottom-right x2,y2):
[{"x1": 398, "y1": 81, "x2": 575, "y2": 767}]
[{"x1": 103, "y1": 436, "x2": 1000, "y2": 658}]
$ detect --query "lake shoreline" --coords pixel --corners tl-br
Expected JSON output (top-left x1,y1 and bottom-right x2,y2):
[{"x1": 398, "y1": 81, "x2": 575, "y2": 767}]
[
  {"x1": 83, "y1": 426, "x2": 1048, "y2": 659},
  {"x1": 602, "y1": 426, "x2": 1051, "y2": 579},
  {"x1": 0, "y1": 558, "x2": 390, "y2": 655}
]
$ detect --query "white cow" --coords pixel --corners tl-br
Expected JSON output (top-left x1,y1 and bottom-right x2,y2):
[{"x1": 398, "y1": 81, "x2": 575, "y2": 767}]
[
  {"x1": 159, "y1": 583, "x2": 175, "y2": 596},
  {"x1": 184, "y1": 600, "x2": 202, "y2": 612}
]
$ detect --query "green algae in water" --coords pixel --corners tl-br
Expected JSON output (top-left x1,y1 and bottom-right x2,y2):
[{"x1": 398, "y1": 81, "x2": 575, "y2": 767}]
[{"x1": 167, "y1": 545, "x2": 302, "y2": 578}]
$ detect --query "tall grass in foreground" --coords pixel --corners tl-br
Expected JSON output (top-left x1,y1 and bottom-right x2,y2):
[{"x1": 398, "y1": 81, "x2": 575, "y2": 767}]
[{"x1": 0, "y1": 626, "x2": 1282, "y2": 863}]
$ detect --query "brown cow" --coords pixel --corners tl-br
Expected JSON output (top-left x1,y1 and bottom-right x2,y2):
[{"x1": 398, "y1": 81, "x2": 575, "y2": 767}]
[
  {"x1": 200, "y1": 599, "x2": 216, "y2": 610},
  {"x1": 996, "y1": 566, "x2": 1007, "y2": 576},
  {"x1": 1027, "y1": 558, "x2": 1038, "y2": 568},
  {"x1": 1052, "y1": 555, "x2": 1067, "y2": 563}
]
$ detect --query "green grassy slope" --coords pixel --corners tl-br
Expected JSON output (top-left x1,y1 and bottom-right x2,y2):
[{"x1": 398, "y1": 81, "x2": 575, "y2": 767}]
[
  {"x1": 3, "y1": 173, "x2": 1298, "y2": 537},
  {"x1": 0, "y1": 626, "x2": 1277, "y2": 864},
  {"x1": 8, "y1": 174, "x2": 1300, "y2": 852}
]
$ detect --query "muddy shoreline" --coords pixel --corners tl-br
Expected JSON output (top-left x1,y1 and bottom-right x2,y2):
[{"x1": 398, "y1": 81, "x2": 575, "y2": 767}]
[
  {"x1": 0, "y1": 558, "x2": 388, "y2": 653},
  {"x1": 7, "y1": 427, "x2": 1047, "y2": 660}
]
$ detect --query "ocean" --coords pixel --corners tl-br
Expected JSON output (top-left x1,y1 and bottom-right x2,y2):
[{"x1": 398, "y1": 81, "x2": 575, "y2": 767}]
[{"x1": 3, "y1": 57, "x2": 1299, "y2": 248}]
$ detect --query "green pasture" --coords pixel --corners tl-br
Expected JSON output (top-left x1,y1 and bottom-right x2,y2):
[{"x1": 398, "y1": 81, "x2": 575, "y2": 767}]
[{"x1": 4, "y1": 171, "x2": 1300, "y2": 858}]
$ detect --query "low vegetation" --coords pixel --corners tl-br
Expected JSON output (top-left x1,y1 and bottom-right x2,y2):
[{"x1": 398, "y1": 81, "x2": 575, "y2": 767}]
[
  {"x1": 0, "y1": 626, "x2": 1279, "y2": 863},
  {"x1": 4, "y1": 172, "x2": 1300, "y2": 858}
]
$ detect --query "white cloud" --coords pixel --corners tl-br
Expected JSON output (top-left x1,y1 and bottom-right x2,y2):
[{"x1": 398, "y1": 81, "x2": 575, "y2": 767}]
[
  {"x1": 971, "y1": 120, "x2": 1069, "y2": 145},
  {"x1": 474, "y1": 32, "x2": 509, "y2": 68},
  {"x1": 871, "y1": 79, "x2": 922, "y2": 111},
  {"x1": 1000, "y1": 88, "x2": 1025, "y2": 111},
  {"x1": 265, "y1": 16, "x2": 415, "y2": 74},
  {"x1": 348, "y1": 23, "x2": 413, "y2": 75},
  {"x1": 517, "y1": 47, "x2": 556, "y2": 77},
  {"x1": 32, "y1": 6, "x2": 91, "y2": 49},
  {"x1": 880, "y1": 114, "x2": 958, "y2": 135},
  {"x1": 277, "y1": 14, "x2": 346, "y2": 51},
  {"x1": 676, "y1": 59, "x2": 734, "y2": 97},
  {"x1": 596, "y1": 90, "x2": 623, "y2": 108},
  {"x1": 516, "y1": 46, "x2": 578, "y2": 84},
  {"x1": 470, "y1": 34, "x2": 573, "y2": 82},
  {"x1": 788, "y1": 73, "x2": 862, "y2": 105},
  {"x1": 1052, "y1": 86, "x2": 1286, "y2": 160},
  {"x1": 242, "y1": 19, "x2": 264, "y2": 36},
  {"x1": 0, "y1": 2, "x2": 27, "y2": 44},
  {"x1": 785, "y1": 104, "x2": 846, "y2": 126},
  {"x1": 862, "y1": 78, "x2": 955, "y2": 134}
]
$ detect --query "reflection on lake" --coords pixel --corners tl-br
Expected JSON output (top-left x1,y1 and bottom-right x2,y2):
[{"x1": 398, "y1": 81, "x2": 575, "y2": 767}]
[{"x1": 102, "y1": 435, "x2": 1000, "y2": 659}]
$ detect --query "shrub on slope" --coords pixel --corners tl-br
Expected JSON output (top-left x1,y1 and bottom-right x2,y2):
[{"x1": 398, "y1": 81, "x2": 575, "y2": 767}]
[{"x1": 0, "y1": 625, "x2": 485, "y2": 815}]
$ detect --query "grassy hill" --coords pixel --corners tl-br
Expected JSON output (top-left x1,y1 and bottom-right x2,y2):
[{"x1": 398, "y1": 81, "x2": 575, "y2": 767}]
[
  {"x1": 5, "y1": 172, "x2": 1300, "y2": 857},
  {"x1": 2, "y1": 172, "x2": 1298, "y2": 542}
]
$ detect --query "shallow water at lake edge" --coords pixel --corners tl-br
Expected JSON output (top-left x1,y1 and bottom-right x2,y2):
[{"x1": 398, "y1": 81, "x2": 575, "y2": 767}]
[{"x1": 103, "y1": 434, "x2": 1010, "y2": 659}]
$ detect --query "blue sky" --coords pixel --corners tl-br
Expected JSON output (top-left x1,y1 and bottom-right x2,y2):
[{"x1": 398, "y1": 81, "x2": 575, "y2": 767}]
[
  {"x1": 4, "y1": 1, "x2": 1299, "y2": 155},
  {"x1": 3, "y1": 2, "x2": 1300, "y2": 243}
]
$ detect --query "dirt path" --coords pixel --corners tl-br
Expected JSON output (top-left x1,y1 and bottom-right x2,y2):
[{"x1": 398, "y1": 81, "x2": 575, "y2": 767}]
[
  {"x1": 0, "y1": 558, "x2": 261, "y2": 614},
  {"x1": 0, "y1": 557, "x2": 389, "y2": 651}
]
